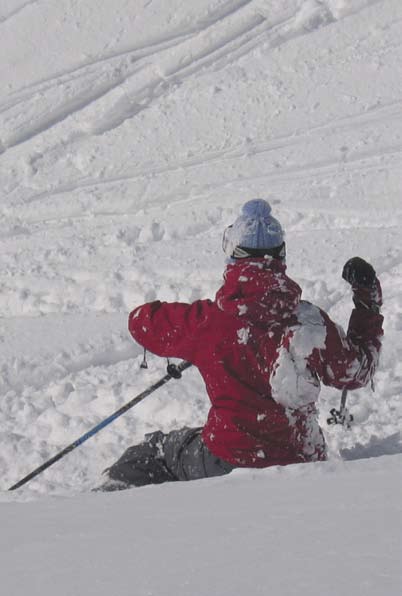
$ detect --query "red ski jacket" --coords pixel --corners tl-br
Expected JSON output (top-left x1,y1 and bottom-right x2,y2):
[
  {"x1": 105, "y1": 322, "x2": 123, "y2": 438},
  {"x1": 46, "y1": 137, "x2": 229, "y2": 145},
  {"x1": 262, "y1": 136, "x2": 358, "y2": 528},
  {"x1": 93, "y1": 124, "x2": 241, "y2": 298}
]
[{"x1": 128, "y1": 259, "x2": 383, "y2": 468}]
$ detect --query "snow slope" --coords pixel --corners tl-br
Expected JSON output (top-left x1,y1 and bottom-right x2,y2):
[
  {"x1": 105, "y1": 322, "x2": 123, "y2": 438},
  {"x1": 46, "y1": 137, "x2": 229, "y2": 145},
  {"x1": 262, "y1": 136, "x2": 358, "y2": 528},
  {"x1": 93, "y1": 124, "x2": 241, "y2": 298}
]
[
  {"x1": 1, "y1": 456, "x2": 402, "y2": 596},
  {"x1": 0, "y1": 0, "x2": 401, "y2": 593}
]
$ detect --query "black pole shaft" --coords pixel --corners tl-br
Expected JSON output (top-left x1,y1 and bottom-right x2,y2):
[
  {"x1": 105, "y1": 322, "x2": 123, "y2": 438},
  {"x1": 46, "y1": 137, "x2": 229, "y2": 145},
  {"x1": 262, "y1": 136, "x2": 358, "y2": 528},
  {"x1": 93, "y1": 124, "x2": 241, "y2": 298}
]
[
  {"x1": 9, "y1": 361, "x2": 192, "y2": 491},
  {"x1": 339, "y1": 387, "x2": 348, "y2": 412}
]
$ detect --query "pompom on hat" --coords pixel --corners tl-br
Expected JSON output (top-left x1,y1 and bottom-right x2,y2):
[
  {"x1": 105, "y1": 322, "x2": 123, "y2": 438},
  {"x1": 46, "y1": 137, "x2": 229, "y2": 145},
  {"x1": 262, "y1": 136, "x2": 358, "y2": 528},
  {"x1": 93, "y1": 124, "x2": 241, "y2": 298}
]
[{"x1": 223, "y1": 199, "x2": 285, "y2": 260}]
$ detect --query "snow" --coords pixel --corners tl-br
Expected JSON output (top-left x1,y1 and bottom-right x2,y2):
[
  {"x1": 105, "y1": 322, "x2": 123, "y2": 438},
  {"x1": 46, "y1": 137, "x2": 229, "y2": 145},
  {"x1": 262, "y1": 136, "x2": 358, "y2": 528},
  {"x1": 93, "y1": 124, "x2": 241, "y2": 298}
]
[
  {"x1": 1, "y1": 457, "x2": 402, "y2": 596},
  {"x1": 270, "y1": 302, "x2": 327, "y2": 408},
  {"x1": 1, "y1": 0, "x2": 402, "y2": 594},
  {"x1": 237, "y1": 326, "x2": 250, "y2": 344}
]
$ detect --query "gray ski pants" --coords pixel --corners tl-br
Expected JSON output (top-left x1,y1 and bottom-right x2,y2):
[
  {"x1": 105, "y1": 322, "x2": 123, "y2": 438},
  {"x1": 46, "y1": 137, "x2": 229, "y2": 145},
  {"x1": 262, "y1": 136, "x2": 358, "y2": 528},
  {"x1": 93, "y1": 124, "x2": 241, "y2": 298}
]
[{"x1": 102, "y1": 427, "x2": 233, "y2": 490}]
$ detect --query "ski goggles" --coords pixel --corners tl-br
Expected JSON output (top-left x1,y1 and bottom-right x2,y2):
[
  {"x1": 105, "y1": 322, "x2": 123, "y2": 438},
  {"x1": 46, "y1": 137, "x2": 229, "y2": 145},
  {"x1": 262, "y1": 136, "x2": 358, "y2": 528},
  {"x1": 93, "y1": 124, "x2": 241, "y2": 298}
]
[{"x1": 222, "y1": 225, "x2": 234, "y2": 257}]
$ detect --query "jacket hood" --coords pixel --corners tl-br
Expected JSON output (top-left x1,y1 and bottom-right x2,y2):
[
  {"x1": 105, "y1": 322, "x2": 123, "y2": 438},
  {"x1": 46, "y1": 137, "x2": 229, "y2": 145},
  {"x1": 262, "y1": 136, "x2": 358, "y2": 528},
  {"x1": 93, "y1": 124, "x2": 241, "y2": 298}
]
[{"x1": 215, "y1": 258, "x2": 302, "y2": 323}]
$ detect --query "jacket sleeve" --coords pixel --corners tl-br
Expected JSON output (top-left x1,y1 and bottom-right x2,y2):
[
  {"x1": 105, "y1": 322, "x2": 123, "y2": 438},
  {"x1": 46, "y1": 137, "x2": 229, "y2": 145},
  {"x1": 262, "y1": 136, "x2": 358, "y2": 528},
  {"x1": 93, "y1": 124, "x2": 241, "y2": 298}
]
[
  {"x1": 309, "y1": 306, "x2": 384, "y2": 390},
  {"x1": 128, "y1": 299, "x2": 212, "y2": 362}
]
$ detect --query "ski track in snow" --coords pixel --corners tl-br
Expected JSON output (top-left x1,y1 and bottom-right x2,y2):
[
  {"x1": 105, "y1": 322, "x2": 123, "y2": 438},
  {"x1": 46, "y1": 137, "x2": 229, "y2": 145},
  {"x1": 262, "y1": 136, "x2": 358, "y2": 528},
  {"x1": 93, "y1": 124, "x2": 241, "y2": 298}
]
[
  {"x1": 0, "y1": 0, "x2": 276, "y2": 149},
  {"x1": 0, "y1": 0, "x2": 401, "y2": 497},
  {"x1": 0, "y1": 0, "x2": 385, "y2": 152},
  {"x1": 0, "y1": 0, "x2": 39, "y2": 24},
  {"x1": 5, "y1": 96, "x2": 402, "y2": 212}
]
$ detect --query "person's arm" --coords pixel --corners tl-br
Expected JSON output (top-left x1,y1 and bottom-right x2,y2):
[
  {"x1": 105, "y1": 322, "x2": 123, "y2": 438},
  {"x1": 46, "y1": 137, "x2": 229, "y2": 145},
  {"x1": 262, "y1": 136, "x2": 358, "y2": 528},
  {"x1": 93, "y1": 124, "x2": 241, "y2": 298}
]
[
  {"x1": 128, "y1": 299, "x2": 212, "y2": 361},
  {"x1": 310, "y1": 258, "x2": 383, "y2": 390}
]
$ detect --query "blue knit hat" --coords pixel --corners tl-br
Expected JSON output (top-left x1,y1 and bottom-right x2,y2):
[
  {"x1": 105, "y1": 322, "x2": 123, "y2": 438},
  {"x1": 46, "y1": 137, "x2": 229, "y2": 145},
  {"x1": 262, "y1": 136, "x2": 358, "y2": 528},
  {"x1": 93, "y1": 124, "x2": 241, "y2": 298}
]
[{"x1": 223, "y1": 199, "x2": 285, "y2": 259}]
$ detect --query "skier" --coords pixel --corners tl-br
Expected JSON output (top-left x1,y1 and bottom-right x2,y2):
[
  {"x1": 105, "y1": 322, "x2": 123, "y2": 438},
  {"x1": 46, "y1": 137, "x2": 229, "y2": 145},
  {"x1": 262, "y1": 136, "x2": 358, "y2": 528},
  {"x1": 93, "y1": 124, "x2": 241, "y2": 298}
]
[{"x1": 100, "y1": 199, "x2": 383, "y2": 490}]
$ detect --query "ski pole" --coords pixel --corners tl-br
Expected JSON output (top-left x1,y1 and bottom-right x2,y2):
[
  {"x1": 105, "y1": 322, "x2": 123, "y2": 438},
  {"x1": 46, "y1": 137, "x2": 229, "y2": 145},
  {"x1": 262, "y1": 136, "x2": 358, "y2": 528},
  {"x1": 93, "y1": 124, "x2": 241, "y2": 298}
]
[
  {"x1": 8, "y1": 360, "x2": 192, "y2": 491},
  {"x1": 327, "y1": 388, "x2": 353, "y2": 428}
]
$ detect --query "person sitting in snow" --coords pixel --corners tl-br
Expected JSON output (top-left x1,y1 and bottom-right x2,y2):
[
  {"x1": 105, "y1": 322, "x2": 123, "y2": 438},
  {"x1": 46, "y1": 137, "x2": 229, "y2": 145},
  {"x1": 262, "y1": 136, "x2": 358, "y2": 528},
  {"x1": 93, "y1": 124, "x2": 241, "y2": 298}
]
[{"x1": 100, "y1": 199, "x2": 383, "y2": 490}]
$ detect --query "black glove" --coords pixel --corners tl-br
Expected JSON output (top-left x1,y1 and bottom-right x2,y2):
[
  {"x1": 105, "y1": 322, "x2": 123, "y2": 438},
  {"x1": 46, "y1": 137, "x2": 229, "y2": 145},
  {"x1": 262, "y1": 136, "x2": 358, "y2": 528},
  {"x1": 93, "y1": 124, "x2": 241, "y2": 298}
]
[
  {"x1": 342, "y1": 257, "x2": 376, "y2": 288},
  {"x1": 342, "y1": 257, "x2": 382, "y2": 311}
]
